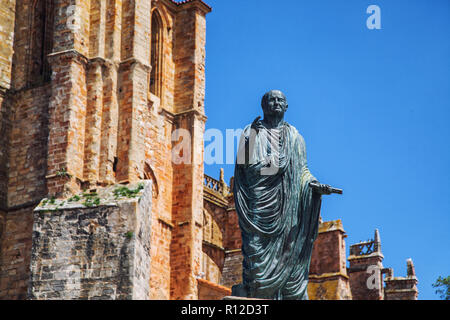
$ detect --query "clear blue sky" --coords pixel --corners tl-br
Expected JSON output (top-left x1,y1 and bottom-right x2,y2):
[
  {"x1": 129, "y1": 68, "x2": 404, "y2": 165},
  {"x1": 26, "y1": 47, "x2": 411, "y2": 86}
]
[{"x1": 200, "y1": 0, "x2": 450, "y2": 300}]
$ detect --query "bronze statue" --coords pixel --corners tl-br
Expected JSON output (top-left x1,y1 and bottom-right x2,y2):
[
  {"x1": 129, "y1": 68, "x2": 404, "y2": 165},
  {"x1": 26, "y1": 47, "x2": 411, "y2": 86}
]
[{"x1": 232, "y1": 90, "x2": 341, "y2": 300}]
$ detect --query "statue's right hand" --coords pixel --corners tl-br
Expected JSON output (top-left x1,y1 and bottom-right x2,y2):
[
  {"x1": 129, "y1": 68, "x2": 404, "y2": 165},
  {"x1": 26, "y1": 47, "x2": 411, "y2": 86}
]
[{"x1": 310, "y1": 181, "x2": 333, "y2": 195}]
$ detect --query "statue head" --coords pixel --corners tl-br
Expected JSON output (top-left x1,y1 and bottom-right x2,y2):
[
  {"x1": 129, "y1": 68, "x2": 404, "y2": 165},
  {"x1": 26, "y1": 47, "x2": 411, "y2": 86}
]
[{"x1": 261, "y1": 90, "x2": 288, "y2": 119}]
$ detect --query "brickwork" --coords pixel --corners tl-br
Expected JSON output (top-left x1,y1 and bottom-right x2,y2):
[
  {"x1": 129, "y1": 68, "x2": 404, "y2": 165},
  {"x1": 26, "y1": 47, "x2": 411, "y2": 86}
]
[
  {"x1": 145, "y1": 106, "x2": 175, "y2": 300},
  {"x1": 98, "y1": 61, "x2": 119, "y2": 185},
  {"x1": 347, "y1": 230, "x2": 384, "y2": 300},
  {"x1": 0, "y1": 92, "x2": 10, "y2": 208},
  {"x1": 308, "y1": 220, "x2": 352, "y2": 300},
  {"x1": 0, "y1": 0, "x2": 15, "y2": 90},
  {"x1": 46, "y1": 50, "x2": 88, "y2": 197},
  {"x1": 146, "y1": 2, "x2": 176, "y2": 300},
  {"x1": 310, "y1": 221, "x2": 347, "y2": 276},
  {"x1": 6, "y1": 85, "x2": 51, "y2": 208},
  {"x1": 170, "y1": 112, "x2": 206, "y2": 300},
  {"x1": 0, "y1": 206, "x2": 34, "y2": 299},
  {"x1": 221, "y1": 250, "x2": 243, "y2": 288},
  {"x1": 384, "y1": 259, "x2": 418, "y2": 300},
  {"x1": 0, "y1": 0, "x2": 212, "y2": 300},
  {"x1": 224, "y1": 198, "x2": 241, "y2": 251},
  {"x1": 84, "y1": 59, "x2": 104, "y2": 184}
]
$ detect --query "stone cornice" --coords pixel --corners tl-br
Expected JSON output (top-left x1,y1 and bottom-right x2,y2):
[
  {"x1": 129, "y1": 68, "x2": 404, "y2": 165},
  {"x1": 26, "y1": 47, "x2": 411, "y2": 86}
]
[
  {"x1": 384, "y1": 288, "x2": 418, "y2": 294},
  {"x1": 384, "y1": 276, "x2": 418, "y2": 283},
  {"x1": 162, "y1": 107, "x2": 208, "y2": 123},
  {"x1": 347, "y1": 251, "x2": 384, "y2": 262},
  {"x1": 158, "y1": 107, "x2": 175, "y2": 123},
  {"x1": 158, "y1": 217, "x2": 174, "y2": 229},
  {"x1": 204, "y1": 188, "x2": 229, "y2": 209},
  {"x1": 119, "y1": 57, "x2": 151, "y2": 73},
  {"x1": 225, "y1": 248, "x2": 241, "y2": 254},
  {"x1": 162, "y1": 0, "x2": 212, "y2": 15},
  {"x1": 47, "y1": 49, "x2": 89, "y2": 66},
  {"x1": 308, "y1": 272, "x2": 350, "y2": 281},
  {"x1": 318, "y1": 219, "x2": 346, "y2": 234},
  {"x1": 202, "y1": 240, "x2": 225, "y2": 252},
  {"x1": 196, "y1": 278, "x2": 231, "y2": 296},
  {"x1": 173, "y1": 108, "x2": 207, "y2": 122}
]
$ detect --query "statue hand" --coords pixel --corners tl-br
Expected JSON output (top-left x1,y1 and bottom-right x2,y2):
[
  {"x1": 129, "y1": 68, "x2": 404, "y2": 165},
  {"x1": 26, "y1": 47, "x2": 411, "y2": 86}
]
[{"x1": 311, "y1": 181, "x2": 333, "y2": 195}]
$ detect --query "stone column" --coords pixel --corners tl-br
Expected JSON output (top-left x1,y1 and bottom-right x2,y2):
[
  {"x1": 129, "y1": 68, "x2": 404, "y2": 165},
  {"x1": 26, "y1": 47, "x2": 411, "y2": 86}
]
[
  {"x1": 83, "y1": 58, "x2": 104, "y2": 184},
  {"x1": 46, "y1": 50, "x2": 88, "y2": 196},
  {"x1": 170, "y1": 2, "x2": 211, "y2": 300},
  {"x1": 99, "y1": 60, "x2": 119, "y2": 185},
  {"x1": 45, "y1": 0, "x2": 91, "y2": 197},
  {"x1": 99, "y1": 0, "x2": 121, "y2": 185},
  {"x1": 115, "y1": 0, "x2": 151, "y2": 183}
]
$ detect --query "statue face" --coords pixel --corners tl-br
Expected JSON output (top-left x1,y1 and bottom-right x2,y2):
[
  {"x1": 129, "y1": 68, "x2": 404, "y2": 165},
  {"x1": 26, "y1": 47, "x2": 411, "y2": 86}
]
[{"x1": 262, "y1": 90, "x2": 288, "y2": 117}]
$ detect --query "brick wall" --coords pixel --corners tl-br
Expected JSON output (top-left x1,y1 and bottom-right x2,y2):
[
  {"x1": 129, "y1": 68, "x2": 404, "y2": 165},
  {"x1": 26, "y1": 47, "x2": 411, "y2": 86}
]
[
  {"x1": 0, "y1": 207, "x2": 34, "y2": 299},
  {"x1": 310, "y1": 221, "x2": 347, "y2": 275},
  {"x1": 169, "y1": 1, "x2": 210, "y2": 300},
  {"x1": 221, "y1": 250, "x2": 242, "y2": 289},
  {"x1": 384, "y1": 259, "x2": 418, "y2": 300},
  {"x1": 6, "y1": 85, "x2": 50, "y2": 208},
  {"x1": 220, "y1": 196, "x2": 244, "y2": 288},
  {"x1": 0, "y1": 92, "x2": 10, "y2": 208},
  {"x1": 201, "y1": 200, "x2": 227, "y2": 284},
  {"x1": 0, "y1": 0, "x2": 15, "y2": 90},
  {"x1": 0, "y1": 83, "x2": 51, "y2": 300},
  {"x1": 308, "y1": 220, "x2": 352, "y2": 300}
]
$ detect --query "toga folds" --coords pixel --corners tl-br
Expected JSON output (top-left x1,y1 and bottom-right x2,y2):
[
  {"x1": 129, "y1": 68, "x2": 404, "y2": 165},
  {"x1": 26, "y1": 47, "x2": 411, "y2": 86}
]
[{"x1": 233, "y1": 119, "x2": 322, "y2": 300}]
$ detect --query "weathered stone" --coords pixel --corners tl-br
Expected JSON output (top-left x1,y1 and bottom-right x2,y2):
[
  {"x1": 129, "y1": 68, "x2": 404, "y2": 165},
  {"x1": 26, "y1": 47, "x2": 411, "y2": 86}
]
[{"x1": 29, "y1": 181, "x2": 152, "y2": 300}]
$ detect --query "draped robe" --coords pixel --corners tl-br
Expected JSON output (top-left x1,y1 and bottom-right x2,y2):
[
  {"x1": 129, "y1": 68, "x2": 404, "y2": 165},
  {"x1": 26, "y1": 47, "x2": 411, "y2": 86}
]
[{"x1": 233, "y1": 120, "x2": 322, "y2": 300}]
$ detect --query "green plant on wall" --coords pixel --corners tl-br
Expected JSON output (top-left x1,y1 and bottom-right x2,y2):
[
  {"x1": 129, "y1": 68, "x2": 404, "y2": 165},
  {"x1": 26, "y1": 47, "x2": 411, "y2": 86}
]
[{"x1": 113, "y1": 183, "x2": 144, "y2": 199}]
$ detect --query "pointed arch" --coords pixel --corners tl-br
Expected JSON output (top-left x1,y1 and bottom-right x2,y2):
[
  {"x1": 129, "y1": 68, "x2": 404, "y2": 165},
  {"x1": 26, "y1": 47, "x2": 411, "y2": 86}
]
[
  {"x1": 144, "y1": 161, "x2": 159, "y2": 198},
  {"x1": 150, "y1": 9, "x2": 163, "y2": 97}
]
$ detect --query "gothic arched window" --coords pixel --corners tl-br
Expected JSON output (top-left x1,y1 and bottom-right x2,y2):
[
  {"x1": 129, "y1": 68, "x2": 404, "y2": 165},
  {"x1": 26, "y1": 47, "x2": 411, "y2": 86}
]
[
  {"x1": 150, "y1": 10, "x2": 163, "y2": 97},
  {"x1": 29, "y1": 0, "x2": 54, "y2": 85}
]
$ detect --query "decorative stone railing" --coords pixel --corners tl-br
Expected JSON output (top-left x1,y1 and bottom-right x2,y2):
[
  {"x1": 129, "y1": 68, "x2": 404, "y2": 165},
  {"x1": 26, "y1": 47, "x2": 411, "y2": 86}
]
[
  {"x1": 204, "y1": 174, "x2": 227, "y2": 195},
  {"x1": 350, "y1": 241, "x2": 375, "y2": 256},
  {"x1": 349, "y1": 229, "x2": 381, "y2": 256},
  {"x1": 203, "y1": 170, "x2": 231, "y2": 208}
]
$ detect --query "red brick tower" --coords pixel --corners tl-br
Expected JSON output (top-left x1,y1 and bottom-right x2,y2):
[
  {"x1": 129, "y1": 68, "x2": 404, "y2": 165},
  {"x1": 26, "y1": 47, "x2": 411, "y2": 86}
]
[
  {"x1": 347, "y1": 229, "x2": 384, "y2": 300},
  {"x1": 0, "y1": 0, "x2": 211, "y2": 300},
  {"x1": 308, "y1": 220, "x2": 352, "y2": 300},
  {"x1": 384, "y1": 259, "x2": 419, "y2": 300}
]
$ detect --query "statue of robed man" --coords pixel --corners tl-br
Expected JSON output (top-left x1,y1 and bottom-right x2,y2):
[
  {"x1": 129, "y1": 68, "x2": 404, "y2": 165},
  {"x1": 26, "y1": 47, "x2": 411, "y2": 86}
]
[{"x1": 232, "y1": 90, "x2": 340, "y2": 300}]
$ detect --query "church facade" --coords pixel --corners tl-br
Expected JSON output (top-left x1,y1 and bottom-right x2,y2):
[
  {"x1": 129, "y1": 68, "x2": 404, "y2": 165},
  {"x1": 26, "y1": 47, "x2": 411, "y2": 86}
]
[{"x1": 0, "y1": 0, "x2": 417, "y2": 300}]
